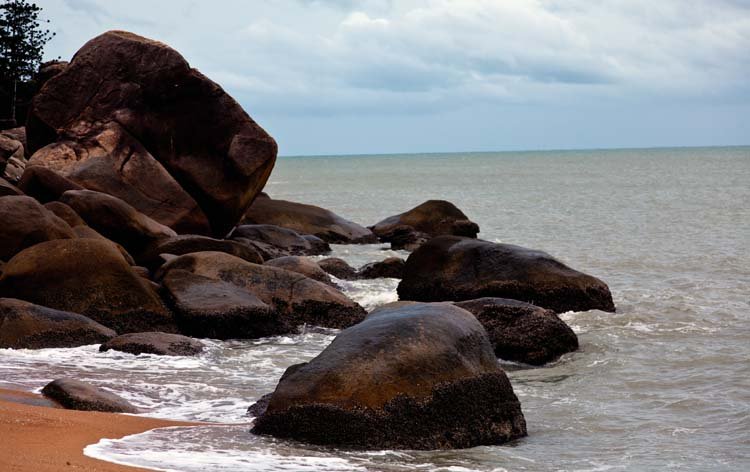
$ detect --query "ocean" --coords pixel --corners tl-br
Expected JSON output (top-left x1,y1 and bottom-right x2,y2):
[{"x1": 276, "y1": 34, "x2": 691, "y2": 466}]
[{"x1": 1, "y1": 146, "x2": 749, "y2": 471}]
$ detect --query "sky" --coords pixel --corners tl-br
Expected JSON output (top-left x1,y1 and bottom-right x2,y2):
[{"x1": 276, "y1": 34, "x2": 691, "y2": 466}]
[{"x1": 35, "y1": 0, "x2": 750, "y2": 156}]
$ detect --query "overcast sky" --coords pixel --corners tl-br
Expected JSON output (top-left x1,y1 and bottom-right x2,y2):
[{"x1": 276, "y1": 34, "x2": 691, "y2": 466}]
[{"x1": 37, "y1": 0, "x2": 750, "y2": 155}]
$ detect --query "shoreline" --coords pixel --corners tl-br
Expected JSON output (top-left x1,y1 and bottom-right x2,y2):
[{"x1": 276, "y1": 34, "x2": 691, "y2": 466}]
[{"x1": 0, "y1": 387, "x2": 197, "y2": 472}]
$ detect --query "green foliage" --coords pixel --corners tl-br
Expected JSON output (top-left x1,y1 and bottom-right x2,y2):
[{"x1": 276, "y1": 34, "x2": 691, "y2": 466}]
[{"x1": 0, "y1": 0, "x2": 54, "y2": 122}]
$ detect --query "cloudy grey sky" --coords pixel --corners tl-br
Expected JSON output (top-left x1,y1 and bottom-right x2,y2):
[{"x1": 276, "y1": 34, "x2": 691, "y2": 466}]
[{"x1": 37, "y1": 0, "x2": 750, "y2": 155}]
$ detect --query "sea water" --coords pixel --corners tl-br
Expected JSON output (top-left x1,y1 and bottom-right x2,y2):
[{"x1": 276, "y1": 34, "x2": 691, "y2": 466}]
[{"x1": 1, "y1": 146, "x2": 749, "y2": 471}]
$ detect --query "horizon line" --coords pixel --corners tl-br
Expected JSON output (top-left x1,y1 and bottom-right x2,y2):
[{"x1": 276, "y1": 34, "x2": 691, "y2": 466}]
[{"x1": 279, "y1": 143, "x2": 750, "y2": 159}]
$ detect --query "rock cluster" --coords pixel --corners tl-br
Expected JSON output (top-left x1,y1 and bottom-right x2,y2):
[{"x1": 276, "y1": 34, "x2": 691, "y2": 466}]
[{"x1": 0, "y1": 30, "x2": 618, "y2": 453}]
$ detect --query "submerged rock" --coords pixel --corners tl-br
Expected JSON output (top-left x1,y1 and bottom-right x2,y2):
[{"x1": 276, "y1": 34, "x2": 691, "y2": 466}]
[
  {"x1": 41, "y1": 378, "x2": 138, "y2": 413},
  {"x1": 231, "y1": 224, "x2": 330, "y2": 260},
  {"x1": 159, "y1": 252, "x2": 366, "y2": 339},
  {"x1": 371, "y1": 200, "x2": 479, "y2": 243},
  {"x1": 398, "y1": 236, "x2": 616, "y2": 313},
  {"x1": 0, "y1": 298, "x2": 116, "y2": 349},
  {"x1": 100, "y1": 332, "x2": 204, "y2": 356},
  {"x1": 252, "y1": 301, "x2": 527, "y2": 450},
  {"x1": 242, "y1": 196, "x2": 377, "y2": 244},
  {"x1": 0, "y1": 239, "x2": 175, "y2": 333},
  {"x1": 0, "y1": 195, "x2": 75, "y2": 261},
  {"x1": 455, "y1": 298, "x2": 578, "y2": 365},
  {"x1": 27, "y1": 30, "x2": 277, "y2": 236}
]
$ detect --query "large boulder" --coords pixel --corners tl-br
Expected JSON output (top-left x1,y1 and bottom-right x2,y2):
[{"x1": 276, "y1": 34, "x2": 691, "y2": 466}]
[
  {"x1": 0, "y1": 195, "x2": 76, "y2": 260},
  {"x1": 455, "y1": 298, "x2": 578, "y2": 365},
  {"x1": 398, "y1": 236, "x2": 616, "y2": 314},
  {"x1": 265, "y1": 256, "x2": 334, "y2": 286},
  {"x1": 26, "y1": 30, "x2": 277, "y2": 236},
  {"x1": 317, "y1": 257, "x2": 358, "y2": 280},
  {"x1": 99, "y1": 332, "x2": 204, "y2": 356},
  {"x1": 231, "y1": 224, "x2": 330, "y2": 260},
  {"x1": 159, "y1": 252, "x2": 366, "y2": 338},
  {"x1": 43, "y1": 201, "x2": 86, "y2": 227},
  {"x1": 242, "y1": 196, "x2": 377, "y2": 244},
  {"x1": 0, "y1": 239, "x2": 175, "y2": 333},
  {"x1": 160, "y1": 273, "x2": 282, "y2": 340},
  {"x1": 371, "y1": 200, "x2": 479, "y2": 244},
  {"x1": 139, "y1": 234, "x2": 262, "y2": 270},
  {"x1": 252, "y1": 302, "x2": 527, "y2": 449},
  {"x1": 60, "y1": 189, "x2": 176, "y2": 256},
  {"x1": 0, "y1": 298, "x2": 116, "y2": 349},
  {"x1": 41, "y1": 378, "x2": 138, "y2": 413}
]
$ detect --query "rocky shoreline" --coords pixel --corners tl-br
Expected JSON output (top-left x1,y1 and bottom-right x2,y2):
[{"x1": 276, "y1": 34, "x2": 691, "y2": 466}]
[{"x1": 1, "y1": 30, "x2": 615, "y2": 455}]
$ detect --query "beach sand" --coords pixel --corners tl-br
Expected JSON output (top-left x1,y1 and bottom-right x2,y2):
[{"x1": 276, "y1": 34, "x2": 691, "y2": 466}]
[{"x1": 0, "y1": 388, "x2": 194, "y2": 472}]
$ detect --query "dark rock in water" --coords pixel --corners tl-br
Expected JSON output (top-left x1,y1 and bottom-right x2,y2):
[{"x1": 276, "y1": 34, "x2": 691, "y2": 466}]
[
  {"x1": 60, "y1": 189, "x2": 176, "y2": 257},
  {"x1": 318, "y1": 257, "x2": 405, "y2": 280},
  {"x1": 139, "y1": 234, "x2": 262, "y2": 270},
  {"x1": 159, "y1": 252, "x2": 366, "y2": 338},
  {"x1": 242, "y1": 196, "x2": 377, "y2": 244},
  {"x1": 398, "y1": 236, "x2": 616, "y2": 314},
  {"x1": 0, "y1": 298, "x2": 116, "y2": 349},
  {"x1": 18, "y1": 166, "x2": 83, "y2": 203},
  {"x1": 317, "y1": 257, "x2": 359, "y2": 280},
  {"x1": 0, "y1": 195, "x2": 75, "y2": 260},
  {"x1": 100, "y1": 332, "x2": 204, "y2": 356},
  {"x1": 252, "y1": 301, "x2": 527, "y2": 450},
  {"x1": 231, "y1": 224, "x2": 330, "y2": 260},
  {"x1": 41, "y1": 378, "x2": 138, "y2": 413},
  {"x1": 265, "y1": 256, "x2": 334, "y2": 286},
  {"x1": 247, "y1": 392, "x2": 274, "y2": 418},
  {"x1": 372, "y1": 200, "x2": 479, "y2": 242},
  {"x1": 43, "y1": 201, "x2": 86, "y2": 227},
  {"x1": 454, "y1": 298, "x2": 578, "y2": 365},
  {"x1": 27, "y1": 30, "x2": 277, "y2": 236},
  {"x1": 0, "y1": 177, "x2": 23, "y2": 196},
  {"x1": 378, "y1": 224, "x2": 430, "y2": 251},
  {"x1": 161, "y1": 271, "x2": 281, "y2": 340},
  {"x1": 358, "y1": 257, "x2": 405, "y2": 279},
  {"x1": 0, "y1": 239, "x2": 176, "y2": 333}
]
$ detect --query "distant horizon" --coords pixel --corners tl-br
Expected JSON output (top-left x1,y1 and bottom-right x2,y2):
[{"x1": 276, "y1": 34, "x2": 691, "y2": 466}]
[{"x1": 279, "y1": 143, "x2": 750, "y2": 158}]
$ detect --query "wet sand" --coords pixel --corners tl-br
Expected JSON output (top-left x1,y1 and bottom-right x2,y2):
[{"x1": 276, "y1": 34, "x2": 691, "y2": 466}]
[{"x1": 0, "y1": 388, "x2": 195, "y2": 472}]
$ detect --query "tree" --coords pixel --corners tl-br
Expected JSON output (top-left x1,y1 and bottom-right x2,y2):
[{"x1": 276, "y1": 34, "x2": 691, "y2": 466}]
[{"x1": 0, "y1": 0, "x2": 53, "y2": 124}]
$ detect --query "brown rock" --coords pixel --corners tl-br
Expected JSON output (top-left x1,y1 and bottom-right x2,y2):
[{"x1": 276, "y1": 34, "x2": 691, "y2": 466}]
[
  {"x1": 99, "y1": 332, "x2": 203, "y2": 356},
  {"x1": 60, "y1": 189, "x2": 176, "y2": 256},
  {"x1": 252, "y1": 301, "x2": 526, "y2": 449},
  {"x1": 139, "y1": 234, "x2": 262, "y2": 270},
  {"x1": 455, "y1": 298, "x2": 579, "y2": 365},
  {"x1": 371, "y1": 200, "x2": 479, "y2": 241},
  {"x1": 317, "y1": 257, "x2": 359, "y2": 280},
  {"x1": 231, "y1": 224, "x2": 330, "y2": 260},
  {"x1": 0, "y1": 239, "x2": 175, "y2": 333},
  {"x1": 358, "y1": 257, "x2": 405, "y2": 279},
  {"x1": 0, "y1": 298, "x2": 117, "y2": 349},
  {"x1": 265, "y1": 256, "x2": 334, "y2": 286},
  {"x1": 398, "y1": 236, "x2": 616, "y2": 314},
  {"x1": 43, "y1": 201, "x2": 86, "y2": 227},
  {"x1": 27, "y1": 30, "x2": 277, "y2": 236},
  {"x1": 17, "y1": 166, "x2": 83, "y2": 203},
  {"x1": 159, "y1": 252, "x2": 366, "y2": 336},
  {"x1": 41, "y1": 378, "x2": 138, "y2": 413},
  {"x1": 242, "y1": 197, "x2": 377, "y2": 244},
  {"x1": 0, "y1": 195, "x2": 76, "y2": 260},
  {"x1": 0, "y1": 177, "x2": 23, "y2": 196}
]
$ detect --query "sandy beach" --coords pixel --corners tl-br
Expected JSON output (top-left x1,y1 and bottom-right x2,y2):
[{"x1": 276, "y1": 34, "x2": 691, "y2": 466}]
[{"x1": 0, "y1": 388, "x2": 193, "y2": 472}]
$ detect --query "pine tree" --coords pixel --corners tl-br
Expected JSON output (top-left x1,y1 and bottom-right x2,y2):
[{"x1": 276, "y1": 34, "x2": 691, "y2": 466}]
[{"x1": 0, "y1": 0, "x2": 54, "y2": 124}]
